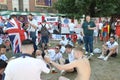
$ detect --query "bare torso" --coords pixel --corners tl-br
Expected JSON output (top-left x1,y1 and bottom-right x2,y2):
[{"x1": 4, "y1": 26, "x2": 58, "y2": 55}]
[{"x1": 75, "y1": 57, "x2": 91, "y2": 80}]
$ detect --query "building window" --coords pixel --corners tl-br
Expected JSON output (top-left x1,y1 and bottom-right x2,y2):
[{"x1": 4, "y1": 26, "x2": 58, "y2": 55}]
[
  {"x1": 4, "y1": 6, "x2": 8, "y2": 10},
  {"x1": 25, "y1": 8, "x2": 28, "y2": 12},
  {"x1": 19, "y1": 0, "x2": 23, "y2": 11},
  {"x1": 14, "y1": 8, "x2": 17, "y2": 11}
]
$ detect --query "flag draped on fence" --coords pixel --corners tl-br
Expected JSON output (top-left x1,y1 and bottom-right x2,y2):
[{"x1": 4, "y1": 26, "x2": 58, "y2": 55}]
[{"x1": 6, "y1": 18, "x2": 27, "y2": 54}]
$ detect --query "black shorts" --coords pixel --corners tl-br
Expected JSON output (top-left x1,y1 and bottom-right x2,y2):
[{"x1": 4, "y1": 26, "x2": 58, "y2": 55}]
[
  {"x1": 106, "y1": 50, "x2": 117, "y2": 57},
  {"x1": 65, "y1": 59, "x2": 70, "y2": 64},
  {"x1": 65, "y1": 59, "x2": 76, "y2": 72}
]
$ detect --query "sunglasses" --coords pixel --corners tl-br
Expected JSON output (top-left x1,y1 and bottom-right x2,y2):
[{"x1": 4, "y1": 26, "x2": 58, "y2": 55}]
[{"x1": 55, "y1": 47, "x2": 59, "y2": 50}]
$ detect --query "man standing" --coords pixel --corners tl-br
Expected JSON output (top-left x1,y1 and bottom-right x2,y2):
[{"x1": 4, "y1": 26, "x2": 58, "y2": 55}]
[
  {"x1": 68, "y1": 20, "x2": 75, "y2": 34},
  {"x1": 27, "y1": 14, "x2": 38, "y2": 53},
  {"x1": 40, "y1": 20, "x2": 51, "y2": 50},
  {"x1": 82, "y1": 15, "x2": 96, "y2": 56},
  {"x1": 4, "y1": 39, "x2": 50, "y2": 80}
]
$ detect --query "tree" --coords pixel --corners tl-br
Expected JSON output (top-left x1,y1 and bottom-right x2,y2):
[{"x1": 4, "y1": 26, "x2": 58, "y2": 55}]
[
  {"x1": 53, "y1": 0, "x2": 120, "y2": 18},
  {"x1": 53, "y1": 0, "x2": 81, "y2": 19}
]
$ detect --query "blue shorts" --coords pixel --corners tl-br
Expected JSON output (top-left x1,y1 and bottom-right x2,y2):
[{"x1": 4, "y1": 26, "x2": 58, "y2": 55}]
[
  {"x1": 102, "y1": 32, "x2": 107, "y2": 37},
  {"x1": 41, "y1": 36, "x2": 49, "y2": 44}
]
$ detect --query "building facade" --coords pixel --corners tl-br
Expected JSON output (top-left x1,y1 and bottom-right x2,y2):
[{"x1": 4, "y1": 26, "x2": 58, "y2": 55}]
[
  {"x1": 0, "y1": 0, "x2": 8, "y2": 11},
  {"x1": 0, "y1": 0, "x2": 57, "y2": 13}
]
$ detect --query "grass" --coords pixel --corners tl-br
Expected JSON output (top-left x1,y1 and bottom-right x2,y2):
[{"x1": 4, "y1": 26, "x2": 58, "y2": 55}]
[
  {"x1": 5, "y1": 39, "x2": 120, "y2": 80},
  {"x1": 41, "y1": 39, "x2": 120, "y2": 80}
]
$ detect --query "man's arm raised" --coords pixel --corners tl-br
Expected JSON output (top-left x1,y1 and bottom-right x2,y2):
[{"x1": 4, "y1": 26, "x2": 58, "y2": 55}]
[{"x1": 50, "y1": 60, "x2": 77, "y2": 71}]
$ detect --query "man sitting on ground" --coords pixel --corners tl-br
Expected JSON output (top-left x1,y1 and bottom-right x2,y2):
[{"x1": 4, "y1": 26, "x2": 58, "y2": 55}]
[
  {"x1": 45, "y1": 44, "x2": 63, "y2": 63},
  {"x1": 59, "y1": 36, "x2": 68, "y2": 54},
  {"x1": 45, "y1": 47, "x2": 91, "y2": 80},
  {"x1": 59, "y1": 44, "x2": 75, "y2": 74},
  {"x1": 98, "y1": 36, "x2": 118, "y2": 61}
]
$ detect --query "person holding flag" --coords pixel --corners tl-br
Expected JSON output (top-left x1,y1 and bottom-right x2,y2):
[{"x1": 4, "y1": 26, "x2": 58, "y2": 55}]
[{"x1": 3, "y1": 15, "x2": 27, "y2": 54}]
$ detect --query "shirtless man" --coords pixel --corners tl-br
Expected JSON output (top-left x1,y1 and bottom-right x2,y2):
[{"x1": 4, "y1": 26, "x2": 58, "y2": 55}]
[{"x1": 45, "y1": 47, "x2": 91, "y2": 80}]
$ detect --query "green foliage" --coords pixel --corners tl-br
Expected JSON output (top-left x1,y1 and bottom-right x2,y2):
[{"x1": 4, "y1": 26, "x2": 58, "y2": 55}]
[
  {"x1": 53, "y1": 0, "x2": 81, "y2": 19},
  {"x1": 53, "y1": 0, "x2": 120, "y2": 18}
]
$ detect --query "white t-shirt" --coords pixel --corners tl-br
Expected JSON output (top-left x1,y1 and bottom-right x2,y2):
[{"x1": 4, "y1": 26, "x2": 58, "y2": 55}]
[
  {"x1": 77, "y1": 34, "x2": 83, "y2": 40},
  {"x1": 68, "y1": 50, "x2": 75, "y2": 62},
  {"x1": 106, "y1": 41, "x2": 118, "y2": 53},
  {"x1": 59, "y1": 39, "x2": 68, "y2": 46},
  {"x1": 60, "y1": 46, "x2": 66, "y2": 54},
  {"x1": 4, "y1": 56, "x2": 50, "y2": 80},
  {"x1": 0, "y1": 38, "x2": 3, "y2": 44},
  {"x1": 99, "y1": 22, "x2": 103, "y2": 30},
  {"x1": 27, "y1": 19, "x2": 38, "y2": 32},
  {"x1": 0, "y1": 54, "x2": 8, "y2": 61},
  {"x1": 68, "y1": 23, "x2": 75, "y2": 31},
  {"x1": 48, "y1": 49, "x2": 62, "y2": 62}
]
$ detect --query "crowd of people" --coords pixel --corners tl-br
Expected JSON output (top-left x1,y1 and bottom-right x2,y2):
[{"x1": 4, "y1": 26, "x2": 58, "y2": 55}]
[{"x1": 0, "y1": 14, "x2": 119, "y2": 80}]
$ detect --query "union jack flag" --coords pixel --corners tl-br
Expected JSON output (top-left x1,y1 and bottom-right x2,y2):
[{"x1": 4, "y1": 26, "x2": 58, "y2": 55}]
[{"x1": 6, "y1": 18, "x2": 27, "y2": 54}]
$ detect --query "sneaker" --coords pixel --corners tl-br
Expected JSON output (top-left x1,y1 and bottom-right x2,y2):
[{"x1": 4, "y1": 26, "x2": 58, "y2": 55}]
[
  {"x1": 59, "y1": 76, "x2": 70, "y2": 80},
  {"x1": 97, "y1": 55, "x2": 105, "y2": 59},
  {"x1": 103, "y1": 56, "x2": 108, "y2": 61},
  {"x1": 48, "y1": 44, "x2": 51, "y2": 47},
  {"x1": 82, "y1": 47, "x2": 85, "y2": 50},
  {"x1": 90, "y1": 53, "x2": 94, "y2": 56},
  {"x1": 85, "y1": 51, "x2": 88, "y2": 54},
  {"x1": 60, "y1": 70, "x2": 66, "y2": 75},
  {"x1": 51, "y1": 68, "x2": 57, "y2": 74},
  {"x1": 87, "y1": 55, "x2": 92, "y2": 59}
]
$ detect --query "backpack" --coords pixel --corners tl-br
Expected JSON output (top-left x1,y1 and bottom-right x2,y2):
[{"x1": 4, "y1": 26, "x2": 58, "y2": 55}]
[{"x1": 40, "y1": 24, "x2": 50, "y2": 36}]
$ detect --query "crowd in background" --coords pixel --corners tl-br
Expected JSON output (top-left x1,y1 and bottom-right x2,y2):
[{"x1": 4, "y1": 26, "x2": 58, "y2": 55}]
[{"x1": 0, "y1": 14, "x2": 120, "y2": 80}]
